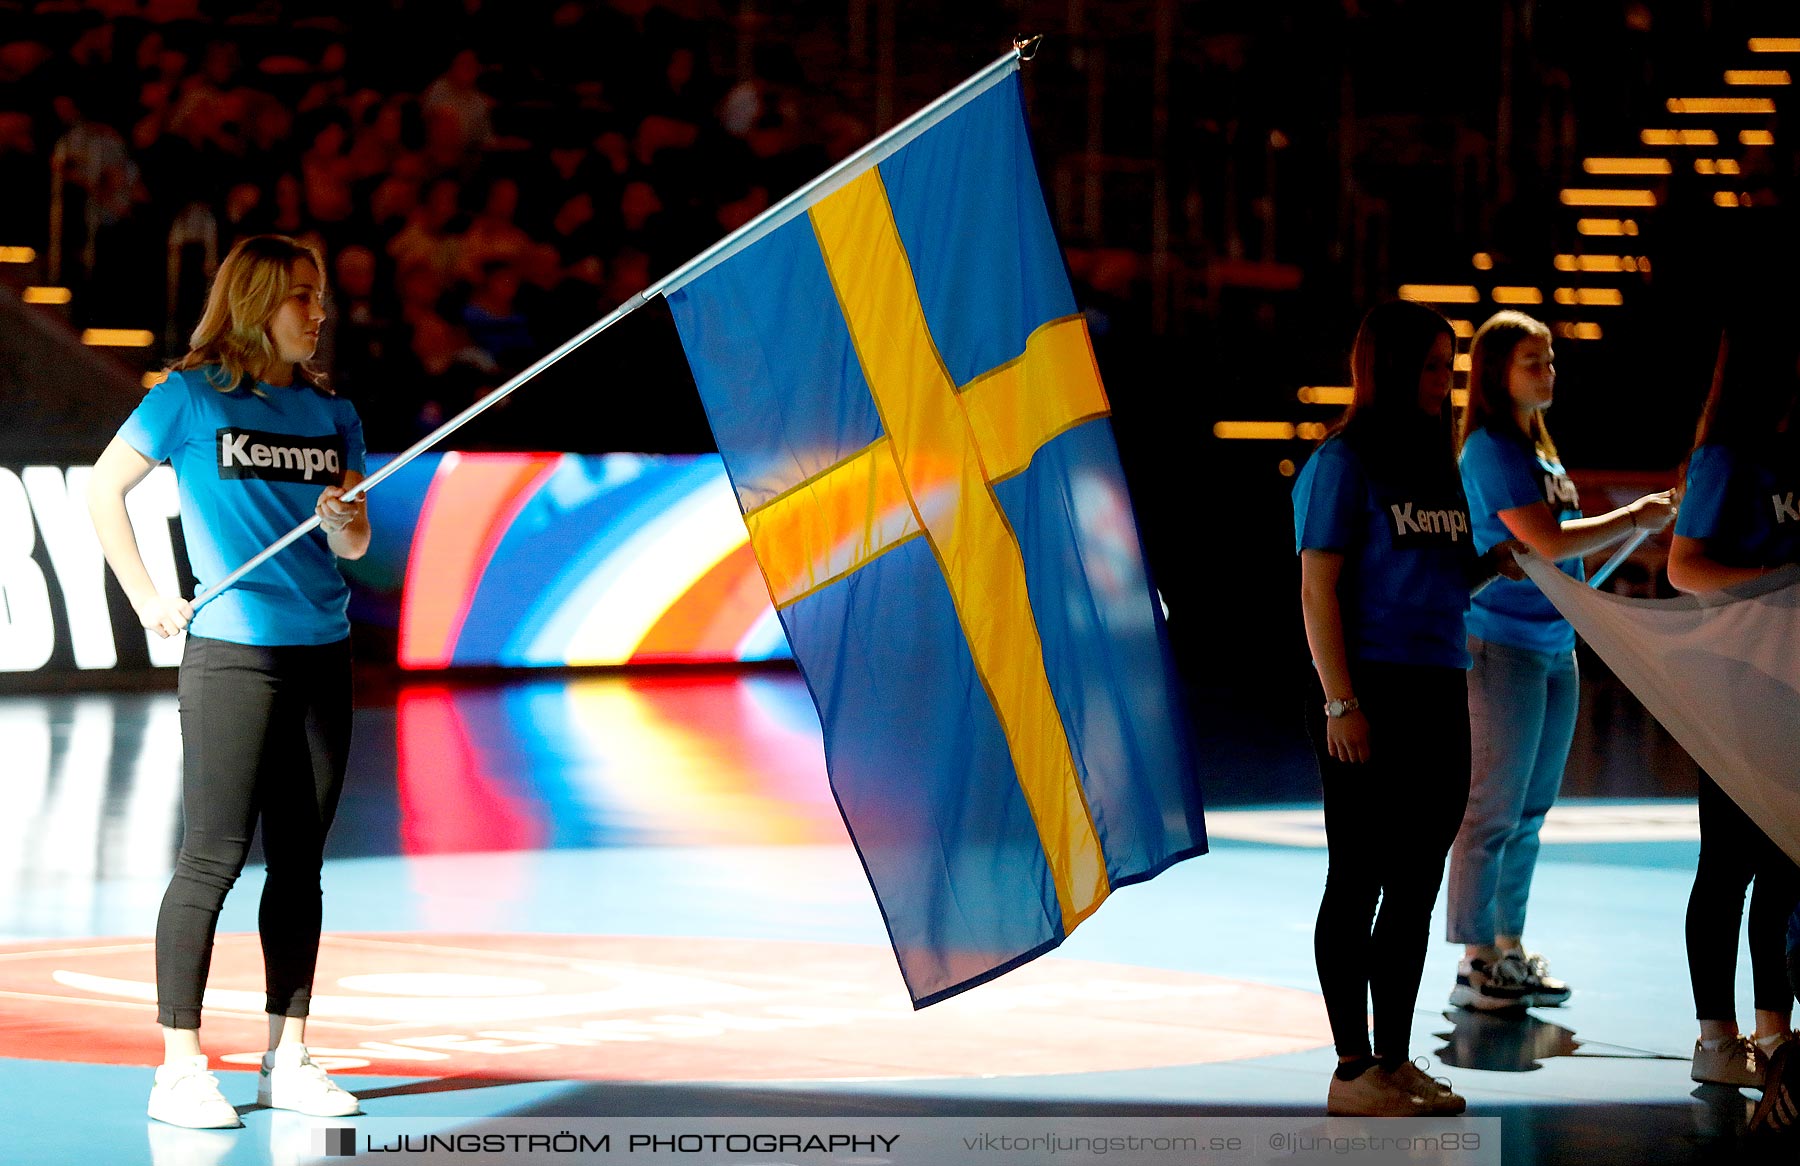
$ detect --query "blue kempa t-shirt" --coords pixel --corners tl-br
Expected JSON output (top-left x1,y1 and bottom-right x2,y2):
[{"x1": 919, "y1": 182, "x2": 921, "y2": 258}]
[
  {"x1": 1675, "y1": 442, "x2": 1800, "y2": 568},
  {"x1": 118, "y1": 366, "x2": 366, "y2": 646},
  {"x1": 1460, "y1": 426, "x2": 1584, "y2": 654},
  {"x1": 1292, "y1": 436, "x2": 1474, "y2": 670}
]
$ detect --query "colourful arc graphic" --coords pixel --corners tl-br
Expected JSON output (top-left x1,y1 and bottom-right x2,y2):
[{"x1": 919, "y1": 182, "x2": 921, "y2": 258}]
[{"x1": 347, "y1": 453, "x2": 794, "y2": 669}]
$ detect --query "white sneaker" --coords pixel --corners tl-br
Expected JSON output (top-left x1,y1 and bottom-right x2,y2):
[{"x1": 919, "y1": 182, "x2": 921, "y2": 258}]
[
  {"x1": 258, "y1": 1047, "x2": 362, "y2": 1116},
  {"x1": 148, "y1": 1054, "x2": 242, "y2": 1129},
  {"x1": 1692, "y1": 1035, "x2": 1767, "y2": 1088}
]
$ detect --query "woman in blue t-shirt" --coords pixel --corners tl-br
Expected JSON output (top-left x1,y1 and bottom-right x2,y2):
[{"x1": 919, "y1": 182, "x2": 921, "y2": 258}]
[
  {"x1": 1292, "y1": 299, "x2": 1519, "y2": 1117},
  {"x1": 1446, "y1": 311, "x2": 1673, "y2": 1013},
  {"x1": 88, "y1": 235, "x2": 369, "y2": 1129},
  {"x1": 1665, "y1": 324, "x2": 1800, "y2": 1091}
]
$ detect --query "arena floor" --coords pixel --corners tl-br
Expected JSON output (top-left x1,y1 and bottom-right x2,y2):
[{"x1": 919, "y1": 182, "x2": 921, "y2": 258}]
[{"x1": 0, "y1": 671, "x2": 1777, "y2": 1165}]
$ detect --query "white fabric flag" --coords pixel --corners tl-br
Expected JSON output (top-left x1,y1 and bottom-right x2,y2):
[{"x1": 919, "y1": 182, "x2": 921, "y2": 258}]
[{"x1": 1521, "y1": 551, "x2": 1800, "y2": 864}]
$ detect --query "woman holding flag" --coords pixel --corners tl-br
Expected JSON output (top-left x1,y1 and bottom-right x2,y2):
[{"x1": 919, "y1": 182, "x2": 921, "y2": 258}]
[
  {"x1": 1445, "y1": 310, "x2": 1673, "y2": 1013},
  {"x1": 88, "y1": 234, "x2": 369, "y2": 1129},
  {"x1": 1665, "y1": 321, "x2": 1800, "y2": 1092},
  {"x1": 1291, "y1": 298, "x2": 1519, "y2": 1116}
]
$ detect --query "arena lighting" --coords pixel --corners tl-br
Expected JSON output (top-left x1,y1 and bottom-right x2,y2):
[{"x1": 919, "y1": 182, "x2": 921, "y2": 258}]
[
  {"x1": 1451, "y1": 389, "x2": 1469, "y2": 407},
  {"x1": 0, "y1": 246, "x2": 35, "y2": 263},
  {"x1": 1213, "y1": 421, "x2": 1295, "y2": 440},
  {"x1": 1277, "y1": 459, "x2": 1296, "y2": 477},
  {"x1": 1491, "y1": 286, "x2": 1543, "y2": 304},
  {"x1": 21, "y1": 286, "x2": 71, "y2": 304},
  {"x1": 1397, "y1": 284, "x2": 1480, "y2": 303},
  {"x1": 1554, "y1": 255, "x2": 1639, "y2": 272},
  {"x1": 140, "y1": 371, "x2": 167, "y2": 389},
  {"x1": 1554, "y1": 288, "x2": 1626, "y2": 306},
  {"x1": 1454, "y1": 353, "x2": 1472, "y2": 372},
  {"x1": 1640, "y1": 128, "x2": 1719, "y2": 145},
  {"x1": 1714, "y1": 191, "x2": 1754, "y2": 207},
  {"x1": 1577, "y1": 218, "x2": 1640, "y2": 235},
  {"x1": 1555, "y1": 322, "x2": 1604, "y2": 341},
  {"x1": 1694, "y1": 158, "x2": 1743, "y2": 174},
  {"x1": 1726, "y1": 70, "x2": 1792, "y2": 84},
  {"x1": 1295, "y1": 423, "x2": 1327, "y2": 440},
  {"x1": 1448, "y1": 319, "x2": 1475, "y2": 337},
  {"x1": 1742, "y1": 129, "x2": 1776, "y2": 145},
  {"x1": 1749, "y1": 38, "x2": 1800, "y2": 52},
  {"x1": 1583, "y1": 157, "x2": 1671, "y2": 174},
  {"x1": 1641, "y1": 128, "x2": 1720, "y2": 145},
  {"x1": 1561, "y1": 189, "x2": 1657, "y2": 206},
  {"x1": 1471, "y1": 252, "x2": 1494, "y2": 269},
  {"x1": 1296, "y1": 386, "x2": 1354, "y2": 405},
  {"x1": 79, "y1": 329, "x2": 154, "y2": 347},
  {"x1": 1666, "y1": 97, "x2": 1776, "y2": 113}
]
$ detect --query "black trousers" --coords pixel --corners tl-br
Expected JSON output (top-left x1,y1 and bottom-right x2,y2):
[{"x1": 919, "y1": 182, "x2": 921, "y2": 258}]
[
  {"x1": 1306, "y1": 660, "x2": 1471, "y2": 1059},
  {"x1": 1686, "y1": 772, "x2": 1800, "y2": 1020},
  {"x1": 156, "y1": 635, "x2": 352, "y2": 1029}
]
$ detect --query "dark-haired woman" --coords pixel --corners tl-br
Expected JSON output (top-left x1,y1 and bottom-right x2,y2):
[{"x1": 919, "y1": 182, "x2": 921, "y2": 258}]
[
  {"x1": 1446, "y1": 311, "x2": 1673, "y2": 1013},
  {"x1": 1666, "y1": 324, "x2": 1800, "y2": 1090},
  {"x1": 89, "y1": 235, "x2": 368, "y2": 1128},
  {"x1": 1292, "y1": 299, "x2": 1519, "y2": 1116}
]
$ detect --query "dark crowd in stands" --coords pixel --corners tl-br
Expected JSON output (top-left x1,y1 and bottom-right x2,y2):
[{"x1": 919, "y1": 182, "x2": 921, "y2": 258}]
[{"x1": 0, "y1": 0, "x2": 871, "y2": 449}]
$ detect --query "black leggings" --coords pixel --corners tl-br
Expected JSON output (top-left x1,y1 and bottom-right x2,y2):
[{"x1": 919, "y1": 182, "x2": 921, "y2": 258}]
[
  {"x1": 1686, "y1": 772, "x2": 1800, "y2": 1021},
  {"x1": 1307, "y1": 660, "x2": 1470, "y2": 1060},
  {"x1": 156, "y1": 635, "x2": 352, "y2": 1030}
]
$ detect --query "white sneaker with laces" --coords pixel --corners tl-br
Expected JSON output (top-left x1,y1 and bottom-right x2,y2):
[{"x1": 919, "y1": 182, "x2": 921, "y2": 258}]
[
  {"x1": 258, "y1": 1047, "x2": 362, "y2": 1117},
  {"x1": 1501, "y1": 950, "x2": 1572, "y2": 1007},
  {"x1": 1449, "y1": 956, "x2": 1531, "y2": 1011},
  {"x1": 1691, "y1": 1034, "x2": 1766, "y2": 1088},
  {"x1": 1387, "y1": 1056, "x2": 1468, "y2": 1115},
  {"x1": 147, "y1": 1054, "x2": 242, "y2": 1129}
]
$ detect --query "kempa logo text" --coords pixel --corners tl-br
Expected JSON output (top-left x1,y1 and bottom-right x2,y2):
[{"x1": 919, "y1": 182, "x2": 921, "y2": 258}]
[{"x1": 215, "y1": 427, "x2": 345, "y2": 483}]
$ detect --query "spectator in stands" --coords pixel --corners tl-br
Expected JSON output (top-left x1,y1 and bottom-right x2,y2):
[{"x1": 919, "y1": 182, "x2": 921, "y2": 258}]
[
  {"x1": 369, "y1": 151, "x2": 427, "y2": 237},
  {"x1": 420, "y1": 49, "x2": 492, "y2": 156},
  {"x1": 461, "y1": 262, "x2": 534, "y2": 371},
  {"x1": 50, "y1": 92, "x2": 145, "y2": 304},
  {"x1": 326, "y1": 243, "x2": 407, "y2": 445},
  {"x1": 458, "y1": 176, "x2": 531, "y2": 281},
  {"x1": 6, "y1": 0, "x2": 833, "y2": 451},
  {"x1": 387, "y1": 177, "x2": 466, "y2": 282},
  {"x1": 269, "y1": 173, "x2": 325, "y2": 257},
  {"x1": 346, "y1": 97, "x2": 409, "y2": 186},
  {"x1": 301, "y1": 119, "x2": 355, "y2": 225},
  {"x1": 516, "y1": 241, "x2": 581, "y2": 339},
  {"x1": 298, "y1": 43, "x2": 351, "y2": 115},
  {"x1": 221, "y1": 180, "x2": 268, "y2": 247}
]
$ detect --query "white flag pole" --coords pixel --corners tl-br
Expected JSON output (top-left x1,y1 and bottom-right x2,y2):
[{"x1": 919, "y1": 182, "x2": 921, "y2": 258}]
[
  {"x1": 191, "y1": 39, "x2": 1036, "y2": 611},
  {"x1": 1588, "y1": 528, "x2": 1651, "y2": 590}
]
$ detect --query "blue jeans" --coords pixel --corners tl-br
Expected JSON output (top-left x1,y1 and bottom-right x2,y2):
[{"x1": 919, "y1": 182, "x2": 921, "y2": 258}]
[{"x1": 1446, "y1": 635, "x2": 1578, "y2": 945}]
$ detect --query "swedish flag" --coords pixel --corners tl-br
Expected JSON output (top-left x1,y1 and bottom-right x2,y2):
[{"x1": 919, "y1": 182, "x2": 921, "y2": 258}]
[{"x1": 666, "y1": 62, "x2": 1206, "y2": 1006}]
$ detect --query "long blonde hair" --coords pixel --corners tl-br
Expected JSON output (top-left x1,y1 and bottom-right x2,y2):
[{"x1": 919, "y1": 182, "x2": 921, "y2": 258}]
[
  {"x1": 171, "y1": 234, "x2": 331, "y2": 395},
  {"x1": 1458, "y1": 310, "x2": 1558, "y2": 462}
]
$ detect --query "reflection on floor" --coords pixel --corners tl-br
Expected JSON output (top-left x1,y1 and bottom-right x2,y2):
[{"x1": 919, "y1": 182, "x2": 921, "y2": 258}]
[{"x1": 0, "y1": 670, "x2": 1781, "y2": 1165}]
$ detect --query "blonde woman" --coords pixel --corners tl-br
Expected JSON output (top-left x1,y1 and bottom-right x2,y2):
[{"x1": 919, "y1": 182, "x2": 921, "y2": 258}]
[
  {"x1": 1445, "y1": 311, "x2": 1673, "y2": 1011},
  {"x1": 89, "y1": 235, "x2": 369, "y2": 1128}
]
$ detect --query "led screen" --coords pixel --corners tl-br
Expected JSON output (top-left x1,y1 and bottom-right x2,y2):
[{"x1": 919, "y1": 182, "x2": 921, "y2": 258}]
[{"x1": 0, "y1": 454, "x2": 790, "y2": 675}]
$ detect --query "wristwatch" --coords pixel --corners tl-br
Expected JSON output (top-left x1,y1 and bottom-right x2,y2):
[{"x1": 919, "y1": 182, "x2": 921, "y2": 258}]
[{"x1": 1324, "y1": 696, "x2": 1360, "y2": 719}]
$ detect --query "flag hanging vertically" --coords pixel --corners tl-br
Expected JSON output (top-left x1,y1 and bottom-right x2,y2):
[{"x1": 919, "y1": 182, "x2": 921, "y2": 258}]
[
  {"x1": 1522, "y1": 553, "x2": 1800, "y2": 864},
  {"x1": 662, "y1": 57, "x2": 1207, "y2": 1006}
]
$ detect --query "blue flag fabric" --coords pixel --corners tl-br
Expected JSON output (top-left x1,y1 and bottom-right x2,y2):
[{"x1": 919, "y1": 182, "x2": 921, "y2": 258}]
[{"x1": 665, "y1": 66, "x2": 1206, "y2": 1007}]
